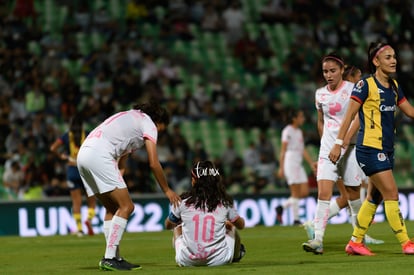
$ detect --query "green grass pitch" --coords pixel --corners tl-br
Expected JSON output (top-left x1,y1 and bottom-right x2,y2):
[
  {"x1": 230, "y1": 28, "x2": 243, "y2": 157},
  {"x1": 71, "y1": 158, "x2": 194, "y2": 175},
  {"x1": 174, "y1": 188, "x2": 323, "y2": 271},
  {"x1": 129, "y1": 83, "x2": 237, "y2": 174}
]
[{"x1": 2, "y1": 221, "x2": 414, "y2": 275}]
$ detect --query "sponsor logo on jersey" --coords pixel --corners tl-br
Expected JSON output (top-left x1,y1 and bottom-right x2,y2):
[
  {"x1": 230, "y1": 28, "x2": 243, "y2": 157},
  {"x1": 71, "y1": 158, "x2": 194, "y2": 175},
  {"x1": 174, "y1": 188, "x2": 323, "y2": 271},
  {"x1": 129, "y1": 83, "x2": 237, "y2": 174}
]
[{"x1": 379, "y1": 105, "x2": 396, "y2": 112}]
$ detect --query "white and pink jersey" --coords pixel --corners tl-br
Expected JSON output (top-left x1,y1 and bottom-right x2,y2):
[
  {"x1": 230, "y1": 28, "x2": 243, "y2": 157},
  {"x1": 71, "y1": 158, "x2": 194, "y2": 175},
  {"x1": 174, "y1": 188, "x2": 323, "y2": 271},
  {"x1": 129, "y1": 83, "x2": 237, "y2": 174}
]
[
  {"x1": 172, "y1": 199, "x2": 240, "y2": 266},
  {"x1": 81, "y1": 109, "x2": 158, "y2": 158},
  {"x1": 281, "y1": 124, "x2": 305, "y2": 162},
  {"x1": 315, "y1": 80, "x2": 355, "y2": 155},
  {"x1": 281, "y1": 124, "x2": 308, "y2": 185}
]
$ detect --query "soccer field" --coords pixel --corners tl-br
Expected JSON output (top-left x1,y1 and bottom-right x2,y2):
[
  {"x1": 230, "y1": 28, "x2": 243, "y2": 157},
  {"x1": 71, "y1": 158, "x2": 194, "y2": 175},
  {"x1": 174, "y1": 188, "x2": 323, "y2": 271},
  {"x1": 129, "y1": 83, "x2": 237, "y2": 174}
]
[{"x1": 2, "y1": 221, "x2": 414, "y2": 275}]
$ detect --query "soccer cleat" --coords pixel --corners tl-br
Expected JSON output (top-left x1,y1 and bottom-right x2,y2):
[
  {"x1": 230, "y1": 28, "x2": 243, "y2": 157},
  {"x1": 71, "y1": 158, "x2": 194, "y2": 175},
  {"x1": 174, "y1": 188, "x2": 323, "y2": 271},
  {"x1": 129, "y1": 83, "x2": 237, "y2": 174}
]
[
  {"x1": 364, "y1": 234, "x2": 384, "y2": 245},
  {"x1": 118, "y1": 257, "x2": 142, "y2": 270},
  {"x1": 99, "y1": 257, "x2": 132, "y2": 271},
  {"x1": 275, "y1": 206, "x2": 283, "y2": 225},
  {"x1": 75, "y1": 231, "x2": 84, "y2": 237},
  {"x1": 402, "y1": 240, "x2": 414, "y2": 255},
  {"x1": 345, "y1": 240, "x2": 375, "y2": 256},
  {"x1": 233, "y1": 243, "x2": 246, "y2": 262},
  {"x1": 302, "y1": 239, "x2": 323, "y2": 255},
  {"x1": 293, "y1": 220, "x2": 302, "y2": 226},
  {"x1": 84, "y1": 220, "x2": 94, "y2": 236},
  {"x1": 302, "y1": 221, "x2": 315, "y2": 240}
]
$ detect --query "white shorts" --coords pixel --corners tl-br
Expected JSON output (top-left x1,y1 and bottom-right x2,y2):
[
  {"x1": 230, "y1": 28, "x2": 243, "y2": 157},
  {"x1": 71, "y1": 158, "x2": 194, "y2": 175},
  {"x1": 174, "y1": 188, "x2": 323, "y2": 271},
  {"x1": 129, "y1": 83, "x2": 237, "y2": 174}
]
[
  {"x1": 77, "y1": 145, "x2": 127, "y2": 197},
  {"x1": 317, "y1": 145, "x2": 362, "y2": 187},
  {"x1": 174, "y1": 233, "x2": 235, "y2": 267},
  {"x1": 283, "y1": 155, "x2": 308, "y2": 185}
]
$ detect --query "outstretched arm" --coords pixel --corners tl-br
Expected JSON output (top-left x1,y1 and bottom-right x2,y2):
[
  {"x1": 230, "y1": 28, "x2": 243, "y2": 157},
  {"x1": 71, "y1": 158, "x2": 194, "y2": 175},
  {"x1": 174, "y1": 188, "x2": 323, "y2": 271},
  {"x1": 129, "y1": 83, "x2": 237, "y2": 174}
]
[{"x1": 145, "y1": 139, "x2": 181, "y2": 207}]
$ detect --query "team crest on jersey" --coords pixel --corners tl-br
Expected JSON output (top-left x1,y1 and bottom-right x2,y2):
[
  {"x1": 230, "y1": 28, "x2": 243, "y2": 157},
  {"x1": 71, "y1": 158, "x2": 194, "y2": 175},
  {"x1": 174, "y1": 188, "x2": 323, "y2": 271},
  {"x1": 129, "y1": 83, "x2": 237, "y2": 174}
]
[
  {"x1": 341, "y1": 91, "x2": 349, "y2": 100},
  {"x1": 353, "y1": 80, "x2": 364, "y2": 93},
  {"x1": 377, "y1": 153, "x2": 387, "y2": 161}
]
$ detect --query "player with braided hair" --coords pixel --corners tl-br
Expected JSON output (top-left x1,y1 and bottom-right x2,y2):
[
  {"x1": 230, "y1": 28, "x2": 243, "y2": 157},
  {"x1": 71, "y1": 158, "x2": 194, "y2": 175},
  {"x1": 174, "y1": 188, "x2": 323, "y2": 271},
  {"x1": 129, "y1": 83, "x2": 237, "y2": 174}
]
[{"x1": 165, "y1": 160, "x2": 245, "y2": 266}]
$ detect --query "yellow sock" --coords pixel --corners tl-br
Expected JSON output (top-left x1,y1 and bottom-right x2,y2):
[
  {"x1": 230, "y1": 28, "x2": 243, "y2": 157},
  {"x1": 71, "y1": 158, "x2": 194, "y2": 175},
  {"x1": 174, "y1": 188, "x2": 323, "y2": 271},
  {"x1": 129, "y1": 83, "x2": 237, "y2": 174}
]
[
  {"x1": 87, "y1": 207, "x2": 95, "y2": 221},
  {"x1": 384, "y1": 200, "x2": 409, "y2": 244},
  {"x1": 73, "y1": 213, "x2": 82, "y2": 232},
  {"x1": 351, "y1": 200, "x2": 377, "y2": 243}
]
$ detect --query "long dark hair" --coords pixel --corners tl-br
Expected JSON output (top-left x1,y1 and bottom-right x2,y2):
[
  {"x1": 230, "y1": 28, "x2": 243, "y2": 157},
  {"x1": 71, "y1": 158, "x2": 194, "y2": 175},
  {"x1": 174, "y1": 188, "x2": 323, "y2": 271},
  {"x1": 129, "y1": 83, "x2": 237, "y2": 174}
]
[
  {"x1": 133, "y1": 99, "x2": 170, "y2": 126},
  {"x1": 343, "y1": 65, "x2": 359, "y2": 80},
  {"x1": 69, "y1": 114, "x2": 83, "y2": 147},
  {"x1": 285, "y1": 107, "x2": 302, "y2": 125},
  {"x1": 181, "y1": 160, "x2": 234, "y2": 212},
  {"x1": 368, "y1": 41, "x2": 398, "y2": 96}
]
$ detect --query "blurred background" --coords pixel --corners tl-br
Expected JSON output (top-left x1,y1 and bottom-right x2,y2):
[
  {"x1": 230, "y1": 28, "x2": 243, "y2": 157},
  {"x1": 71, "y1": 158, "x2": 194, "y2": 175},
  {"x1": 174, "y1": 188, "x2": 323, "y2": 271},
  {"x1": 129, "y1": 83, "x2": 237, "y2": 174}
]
[{"x1": 1, "y1": 0, "x2": 414, "y2": 201}]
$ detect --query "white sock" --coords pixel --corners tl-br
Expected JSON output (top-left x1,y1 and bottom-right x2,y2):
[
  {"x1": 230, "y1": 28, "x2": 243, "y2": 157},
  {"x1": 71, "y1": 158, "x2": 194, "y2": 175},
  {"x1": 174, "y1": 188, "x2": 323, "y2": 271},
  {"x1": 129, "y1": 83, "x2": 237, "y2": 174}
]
[
  {"x1": 103, "y1": 220, "x2": 111, "y2": 241},
  {"x1": 104, "y1": 216, "x2": 127, "y2": 259},
  {"x1": 360, "y1": 187, "x2": 366, "y2": 201},
  {"x1": 282, "y1": 197, "x2": 294, "y2": 208},
  {"x1": 103, "y1": 220, "x2": 121, "y2": 258},
  {"x1": 313, "y1": 199, "x2": 330, "y2": 242},
  {"x1": 291, "y1": 198, "x2": 299, "y2": 221},
  {"x1": 348, "y1": 199, "x2": 362, "y2": 228},
  {"x1": 328, "y1": 200, "x2": 341, "y2": 219}
]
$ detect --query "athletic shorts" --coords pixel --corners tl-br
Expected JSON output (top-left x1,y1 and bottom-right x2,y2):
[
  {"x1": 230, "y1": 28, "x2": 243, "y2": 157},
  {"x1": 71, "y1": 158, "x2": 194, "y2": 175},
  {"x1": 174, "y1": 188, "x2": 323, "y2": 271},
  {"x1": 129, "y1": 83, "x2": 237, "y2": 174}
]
[
  {"x1": 317, "y1": 145, "x2": 362, "y2": 186},
  {"x1": 66, "y1": 166, "x2": 84, "y2": 190},
  {"x1": 174, "y1": 232, "x2": 235, "y2": 267},
  {"x1": 356, "y1": 147, "x2": 394, "y2": 176},
  {"x1": 283, "y1": 153, "x2": 308, "y2": 185},
  {"x1": 77, "y1": 145, "x2": 127, "y2": 197}
]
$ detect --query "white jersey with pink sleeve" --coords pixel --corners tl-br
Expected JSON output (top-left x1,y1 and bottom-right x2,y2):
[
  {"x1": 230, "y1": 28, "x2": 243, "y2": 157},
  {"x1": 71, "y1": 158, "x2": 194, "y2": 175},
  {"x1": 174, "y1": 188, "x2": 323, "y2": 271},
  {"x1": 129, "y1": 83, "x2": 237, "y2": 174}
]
[
  {"x1": 314, "y1": 81, "x2": 362, "y2": 186},
  {"x1": 281, "y1": 125, "x2": 308, "y2": 185},
  {"x1": 81, "y1": 109, "x2": 158, "y2": 158},
  {"x1": 171, "y1": 199, "x2": 240, "y2": 266},
  {"x1": 315, "y1": 80, "x2": 355, "y2": 155},
  {"x1": 77, "y1": 109, "x2": 158, "y2": 196}
]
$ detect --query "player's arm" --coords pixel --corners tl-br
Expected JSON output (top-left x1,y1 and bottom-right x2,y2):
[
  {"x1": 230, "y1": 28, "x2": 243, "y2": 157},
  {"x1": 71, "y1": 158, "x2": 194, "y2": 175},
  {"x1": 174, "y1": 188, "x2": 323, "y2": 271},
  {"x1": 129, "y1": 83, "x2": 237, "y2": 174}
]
[
  {"x1": 165, "y1": 211, "x2": 181, "y2": 230},
  {"x1": 317, "y1": 108, "x2": 324, "y2": 138},
  {"x1": 145, "y1": 138, "x2": 181, "y2": 207},
  {"x1": 277, "y1": 141, "x2": 287, "y2": 178},
  {"x1": 303, "y1": 147, "x2": 316, "y2": 174},
  {"x1": 228, "y1": 216, "x2": 245, "y2": 230},
  {"x1": 118, "y1": 154, "x2": 129, "y2": 176},
  {"x1": 343, "y1": 112, "x2": 360, "y2": 148},
  {"x1": 329, "y1": 99, "x2": 360, "y2": 163},
  {"x1": 398, "y1": 99, "x2": 414, "y2": 119},
  {"x1": 50, "y1": 138, "x2": 68, "y2": 160}
]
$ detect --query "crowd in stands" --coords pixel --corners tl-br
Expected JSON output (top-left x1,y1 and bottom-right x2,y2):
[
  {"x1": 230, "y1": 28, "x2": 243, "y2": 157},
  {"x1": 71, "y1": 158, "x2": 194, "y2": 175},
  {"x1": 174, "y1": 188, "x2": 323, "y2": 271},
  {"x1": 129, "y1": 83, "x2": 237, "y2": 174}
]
[{"x1": 1, "y1": 0, "x2": 414, "y2": 200}]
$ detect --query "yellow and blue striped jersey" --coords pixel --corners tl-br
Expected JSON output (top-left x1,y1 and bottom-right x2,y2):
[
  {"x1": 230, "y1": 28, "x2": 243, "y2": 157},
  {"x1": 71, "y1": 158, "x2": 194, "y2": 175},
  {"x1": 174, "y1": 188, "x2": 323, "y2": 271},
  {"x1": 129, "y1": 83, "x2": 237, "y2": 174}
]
[{"x1": 350, "y1": 76, "x2": 406, "y2": 151}]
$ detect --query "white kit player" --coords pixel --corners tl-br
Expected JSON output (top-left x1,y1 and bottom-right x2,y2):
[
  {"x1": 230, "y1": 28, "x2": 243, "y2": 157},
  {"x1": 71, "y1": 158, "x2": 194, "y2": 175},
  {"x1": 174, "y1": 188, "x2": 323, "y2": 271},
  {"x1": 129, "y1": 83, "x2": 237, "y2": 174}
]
[
  {"x1": 276, "y1": 109, "x2": 315, "y2": 225},
  {"x1": 302, "y1": 53, "x2": 364, "y2": 254},
  {"x1": 165, "y1": 161, "x2": 246, "y2": 267},
  {"x1": 77, "y1": 101, "x2": 180, "y2": 271}
]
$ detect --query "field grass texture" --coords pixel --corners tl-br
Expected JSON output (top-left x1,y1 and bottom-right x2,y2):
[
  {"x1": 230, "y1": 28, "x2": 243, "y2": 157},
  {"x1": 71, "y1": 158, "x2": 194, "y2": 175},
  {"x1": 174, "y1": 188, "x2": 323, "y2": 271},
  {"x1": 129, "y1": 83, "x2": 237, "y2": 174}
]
[{"x1": 2, "y1": 221, "x2": 414, "y2": 275}]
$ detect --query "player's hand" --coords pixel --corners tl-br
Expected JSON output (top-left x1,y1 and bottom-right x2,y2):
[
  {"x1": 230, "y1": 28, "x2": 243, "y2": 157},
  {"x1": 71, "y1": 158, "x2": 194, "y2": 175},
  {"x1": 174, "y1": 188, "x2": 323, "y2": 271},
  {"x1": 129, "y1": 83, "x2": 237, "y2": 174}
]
[
  {"x1": 166, "y1": 189, "x2": 181, "y2": 208},
  {"x1": 277, "y1": 167, "x2": 284, "y2": 179},
  {"x1": 329, "y1": 145, "x2": 341, "y2": 164}
]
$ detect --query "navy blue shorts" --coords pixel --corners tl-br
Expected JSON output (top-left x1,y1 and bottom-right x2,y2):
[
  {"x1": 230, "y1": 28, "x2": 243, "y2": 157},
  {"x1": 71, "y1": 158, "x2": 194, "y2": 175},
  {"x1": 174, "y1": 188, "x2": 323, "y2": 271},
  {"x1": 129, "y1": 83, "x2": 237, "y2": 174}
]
[
  {"x1": 356, "y1": 147, "x2": 394, "y2": 176},
  {"x1": 67, "y1": 166, "x2": 84, "y2": 190}
]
